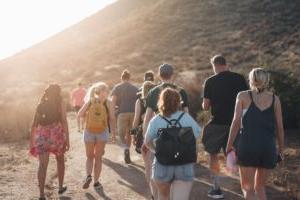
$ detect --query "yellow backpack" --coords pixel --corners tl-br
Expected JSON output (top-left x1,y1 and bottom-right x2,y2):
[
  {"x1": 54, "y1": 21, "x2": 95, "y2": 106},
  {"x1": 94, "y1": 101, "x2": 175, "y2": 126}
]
[{"x1": 86, "y1": 100, "x2": 108, "y2": 133}]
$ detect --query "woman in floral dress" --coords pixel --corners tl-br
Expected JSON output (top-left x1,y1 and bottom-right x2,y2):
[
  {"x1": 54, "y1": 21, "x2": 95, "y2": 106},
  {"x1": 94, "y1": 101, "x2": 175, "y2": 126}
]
[{"x1": 30, "y1": 84, "x2": 69, "y2": 200}]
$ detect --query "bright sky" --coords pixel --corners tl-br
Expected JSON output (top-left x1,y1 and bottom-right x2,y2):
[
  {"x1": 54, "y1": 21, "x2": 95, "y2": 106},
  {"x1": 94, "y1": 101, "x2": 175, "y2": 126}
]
[{"x1": 0, "y1": 0, "x2": 116, "y2": 60}]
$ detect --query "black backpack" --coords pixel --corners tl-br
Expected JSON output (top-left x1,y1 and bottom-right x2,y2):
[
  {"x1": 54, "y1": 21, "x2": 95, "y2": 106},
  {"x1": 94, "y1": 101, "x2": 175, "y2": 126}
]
[{"x1": 155, "y1": 112, "x2": 197, "y2": 165}]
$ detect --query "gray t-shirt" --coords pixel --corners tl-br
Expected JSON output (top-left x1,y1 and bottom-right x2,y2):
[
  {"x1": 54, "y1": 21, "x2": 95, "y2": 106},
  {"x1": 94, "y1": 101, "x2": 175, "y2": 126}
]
[{"x1": 111, "y1": 82, "x2": 138, "y2": 114}]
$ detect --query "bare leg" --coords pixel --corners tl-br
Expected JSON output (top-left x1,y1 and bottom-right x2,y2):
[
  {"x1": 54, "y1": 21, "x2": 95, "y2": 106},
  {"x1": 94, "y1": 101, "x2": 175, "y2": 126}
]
[
  {"x1": 142, "y1": 150, "x2": 158, "y2": 199},
  {"x1": 85, "y1": 142, "x2": 95, "y2": 176},
  {"x1": 170, "y1": 180, "x2": 193, "y2": 200},
  {"x1": 155, "y1": 181, "x2": 171, "y2": 200},
  {"x1": 55, "y1": 154, "x2": 65, "y2": 190},
  {"x1": 209, "y1": 153, "x2": 221, "y2": 189},
  {"x1": 255, "y1": 168, "x2": 270, "y2": 200},
  {"x1": 38, "y1": 153, "x2": 50, "y2": 198},
  {"x1": 93, "y1": 141, "x2": 106, "y2": 183},
  {"x1": 239, "y1": 167, "x2": 257, "y2": 200},
  {"x1": 123, "y1": 126, "x2": 131, "y2": 148}
]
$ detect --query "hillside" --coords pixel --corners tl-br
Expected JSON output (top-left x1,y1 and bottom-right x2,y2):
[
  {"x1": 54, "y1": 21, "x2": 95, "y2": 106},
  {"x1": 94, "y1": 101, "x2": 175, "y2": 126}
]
[
  {"x1": 0, "y1": 0, "x2": 299, "y2": 87},
  {"x1": 0, "y1": 0, "x2": 300, "y2": 140}
]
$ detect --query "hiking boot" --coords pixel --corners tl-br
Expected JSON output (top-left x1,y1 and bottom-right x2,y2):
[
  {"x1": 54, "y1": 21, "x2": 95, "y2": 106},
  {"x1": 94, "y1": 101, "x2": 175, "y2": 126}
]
[
  {"x1": 82, "y1": 175, "x2": 92, "y2": 189},
  {"x1": 124, "y1": 149, "x2": 131, "y2": 164},
  {"x1": 207, "y1": 188, "x2": 224, "y2": 199}
]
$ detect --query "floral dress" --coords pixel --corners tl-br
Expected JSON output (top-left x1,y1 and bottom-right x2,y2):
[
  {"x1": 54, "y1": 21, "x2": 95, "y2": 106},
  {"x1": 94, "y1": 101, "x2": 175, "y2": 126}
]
[{"x1": 30, "y1": 123, "x2": 65, "y2": 157}]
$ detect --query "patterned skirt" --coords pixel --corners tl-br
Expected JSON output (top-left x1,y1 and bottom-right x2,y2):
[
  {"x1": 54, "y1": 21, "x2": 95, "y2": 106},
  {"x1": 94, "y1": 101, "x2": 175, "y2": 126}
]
[{"x1": 30, "y1": 123, "x2": 65, "y2": 157}]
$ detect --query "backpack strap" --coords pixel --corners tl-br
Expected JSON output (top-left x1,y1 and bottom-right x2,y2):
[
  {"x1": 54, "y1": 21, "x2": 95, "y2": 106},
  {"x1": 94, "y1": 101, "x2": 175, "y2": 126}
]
[
  {"x1": 158, "y1": 112, "x2": 185, "y2": 128},
  {"x1": 271, "y1": 93, "x2": 275, "y2": 107},
  {"x1": 158, "y1": 114, "x2": 173, "y2": 126},
  {"x1": 104, "y1": 100, "x2": 109, "y2": 115},
  {"x1": 174, "y1": 112, "x2": 185, "y2": 127}
]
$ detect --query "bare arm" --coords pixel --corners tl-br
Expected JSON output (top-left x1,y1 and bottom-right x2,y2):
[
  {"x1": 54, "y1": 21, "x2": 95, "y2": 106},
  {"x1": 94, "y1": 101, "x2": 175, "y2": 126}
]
[
  {"x1": 30, "y1": 112, "x2": 38, "y2": 148},
  {"x1": 202, "y1": 98, "x2": 211, "y2": 111},
  {"x1": 61, "y1": 101, "x2": 70, "y2": 151},
  {"x1": 142, "y1": 107, "x2": 154, "y2": 136},
  {"x1": 77, "y1": 101, "x2": 90, "y2": 118},
  {"x1": 107, "y1": 100, "x2": 116, "y2": 138},
  {"x1": 226, "y1": 93, "x2": 243, "y2": 154},
  {"x1": 274, "y1": 96, "x2": 284, "y2": 154},
  {"x1": 132, "y1": 99, "x2": 142, "y2": 128},
  {"x1": 111, "y1": 95, "x2": 117, "y2": 115},
  {"x1": 145, "y1": 131, "x2": 155, "y2": 153}
]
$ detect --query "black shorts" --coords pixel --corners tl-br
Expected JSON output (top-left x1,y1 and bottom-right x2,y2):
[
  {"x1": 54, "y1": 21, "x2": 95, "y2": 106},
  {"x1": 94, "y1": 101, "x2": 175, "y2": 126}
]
[
  {"x1": 74, "y1": 106, "x2": 81, "y2": 112},
  {"x1": 237, "y1": 135, "x2": 277, "y2": 169},
  {"x1": 202, "y1": 123, "x2": 230, "y2": 154}
]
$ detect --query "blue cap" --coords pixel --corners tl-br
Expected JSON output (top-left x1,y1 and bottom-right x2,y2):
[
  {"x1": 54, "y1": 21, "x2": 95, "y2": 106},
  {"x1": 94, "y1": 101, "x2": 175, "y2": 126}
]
[{"x1": 159, "y1": 63, "x2": 174, "y2": 77}]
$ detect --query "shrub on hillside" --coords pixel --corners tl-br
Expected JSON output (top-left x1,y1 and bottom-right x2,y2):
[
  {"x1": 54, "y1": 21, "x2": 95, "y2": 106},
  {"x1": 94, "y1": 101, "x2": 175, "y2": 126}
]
[
  {"x1": 269, "y1": 69, "x2": 300, "y2": 129},
  {"x1": 176, "y1": 71, "x2": 211, "y2": 119}
]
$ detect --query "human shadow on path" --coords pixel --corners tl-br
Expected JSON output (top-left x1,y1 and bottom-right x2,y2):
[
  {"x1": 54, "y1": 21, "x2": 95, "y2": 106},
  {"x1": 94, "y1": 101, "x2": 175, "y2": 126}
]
[
  {"x1": 58, "y1": 196, "x2": 72, "y2": 200},
  {"x1": 85, "y1": 193, "x2": 97, "y2": 200},
  {"x1": 103, "y1": 158, "x2": 150, "y2": 199},
  {"x1": 95, "y1": 186, "x2": 112, "y2": 200},
  {"x1": 190, "y1": 164, "x2": 289, "y2": 200},
  {"x1": 84, "y1": 187, "x2": 112, "y2": 200}
]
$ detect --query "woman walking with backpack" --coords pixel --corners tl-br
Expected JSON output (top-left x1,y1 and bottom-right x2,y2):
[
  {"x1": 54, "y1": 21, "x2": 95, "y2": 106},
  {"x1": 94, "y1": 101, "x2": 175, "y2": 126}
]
[
  {"x1": 132, "y1": 81, "x2": 156, "y2": 198},
  {"x1": 145, "y1": 88, "x2": 201, "y2": 200},
  {"x1": 78, "y1": 82, "x2": 116, "y2": 189},
  {"x1": 226, "y1": 68, "x2": 284, "y2": 200},
  {"x1": 30, "y1": 84, "x2": 69, "y2": 200}
]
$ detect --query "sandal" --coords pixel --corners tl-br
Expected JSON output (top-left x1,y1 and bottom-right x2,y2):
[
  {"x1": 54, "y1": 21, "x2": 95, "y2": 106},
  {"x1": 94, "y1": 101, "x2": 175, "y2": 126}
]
[
  {"x1": 58, "y1": 186, "x2": 67, "y2": 194},
  {"x1": 82, "y1": 175, "x2": 92, "y2": 189}
]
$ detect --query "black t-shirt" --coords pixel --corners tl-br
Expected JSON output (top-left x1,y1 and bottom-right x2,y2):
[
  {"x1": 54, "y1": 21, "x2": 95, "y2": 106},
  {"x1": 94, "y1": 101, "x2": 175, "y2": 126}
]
[{"x1": 203, "y1": 71, "x2": 248, "y2": 125}]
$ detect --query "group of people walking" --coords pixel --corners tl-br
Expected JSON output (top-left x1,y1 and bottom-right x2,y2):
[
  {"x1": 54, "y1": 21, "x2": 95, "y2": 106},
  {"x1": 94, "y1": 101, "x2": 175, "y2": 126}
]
[{"x1": 29, "y1": 55, "x2": 284, "y2": 200}]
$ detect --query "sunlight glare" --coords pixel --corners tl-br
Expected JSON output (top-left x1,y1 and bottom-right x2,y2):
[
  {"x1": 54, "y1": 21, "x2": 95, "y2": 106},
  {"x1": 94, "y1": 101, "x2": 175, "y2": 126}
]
[{"x1": 0, "y1": 0, "x2": 116, "y2": 60}]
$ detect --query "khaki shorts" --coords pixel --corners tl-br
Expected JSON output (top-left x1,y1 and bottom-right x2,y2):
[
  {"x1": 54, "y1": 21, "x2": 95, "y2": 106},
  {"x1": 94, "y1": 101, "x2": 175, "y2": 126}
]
[
  {"x1": 202, "y1": 122, "x2": 230, "y2": 154},
  {"x1": 117, "y1": 112, "x2": 134, "y2": 146}
]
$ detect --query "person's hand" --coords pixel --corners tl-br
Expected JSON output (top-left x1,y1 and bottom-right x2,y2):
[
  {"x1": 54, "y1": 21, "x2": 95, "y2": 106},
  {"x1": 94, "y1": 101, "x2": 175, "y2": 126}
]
[
  {"x1": 64, "y1": 138, "x2": 70, "y2": 152},
  {"x1": 110, "y1": 133, "x2": 116, "y2": 144},
  {"x1": 141, "y1": 143, "x2": 149, "y2": 154},
  {"x1": 277, "y1": 148, "x2": 284, "y2": 162},
  {"x1": 29, "y1": 127, "x2": 35, "y2": 149},
  {"x1": 132, "y1": 135, "x2": 137, "y2": 145},
  {"x1": 226, "y1": 145, "x2": 235, "y2": 155}
]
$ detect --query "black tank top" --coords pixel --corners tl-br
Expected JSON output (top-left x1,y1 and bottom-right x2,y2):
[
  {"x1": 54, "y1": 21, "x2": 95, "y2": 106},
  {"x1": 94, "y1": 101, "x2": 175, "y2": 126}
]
[{"x1": 242, "y1": 91, "x2": 276, "y2": 140}]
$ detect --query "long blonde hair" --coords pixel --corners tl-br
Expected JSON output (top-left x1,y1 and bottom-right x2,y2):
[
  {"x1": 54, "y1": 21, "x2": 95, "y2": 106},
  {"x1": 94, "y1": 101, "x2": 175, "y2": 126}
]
[
  {"x1": 142, "y1": 81, "x2": 156, "y2": 99},
  {"x1": 249, "y1": 68, "x2": 270, "y2": 93},
  {"x1": 84, "y1": 82, "x2": 109, "y2": 103}
]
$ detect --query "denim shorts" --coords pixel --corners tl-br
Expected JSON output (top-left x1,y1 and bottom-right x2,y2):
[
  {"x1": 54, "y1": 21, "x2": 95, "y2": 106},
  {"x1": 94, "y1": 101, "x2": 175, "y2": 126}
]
[
  {"x1": 83, "y1": 129, "x2": 109, "y2": 143},
  {"x1": 152, "y1": 160, "x2": 194, "y2": 182}
]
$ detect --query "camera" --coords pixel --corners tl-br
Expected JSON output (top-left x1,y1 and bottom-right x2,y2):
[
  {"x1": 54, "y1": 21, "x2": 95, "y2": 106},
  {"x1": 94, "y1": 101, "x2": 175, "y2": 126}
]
[
  {"x1": 130, "y1": 127, "x2": 140, "y2": 136},
  {"x1": 130, "y1": 126, "x2": 144, "y2": 154}
]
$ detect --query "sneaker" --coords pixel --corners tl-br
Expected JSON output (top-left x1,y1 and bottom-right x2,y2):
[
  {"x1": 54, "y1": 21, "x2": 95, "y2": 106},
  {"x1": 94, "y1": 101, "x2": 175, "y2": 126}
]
[
  {"x1": 124, "y1": 149, "x2": 131, "y2": 164},
  {"x1": 93, "y1": 181, "x2": 102, "y2": 189},
  {"x1": 58, "y1": 186, "x2": 67, "y2": 194},
  {"x1": 207, "y1": 188, "x2": 224, "y2": 199},
  {"x1": 82, "y1": 175, "x2": 92, "y2": 189}
]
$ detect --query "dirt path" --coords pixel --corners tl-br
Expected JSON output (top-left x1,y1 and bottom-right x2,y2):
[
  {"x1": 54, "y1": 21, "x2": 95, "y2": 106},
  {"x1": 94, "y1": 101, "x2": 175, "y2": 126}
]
[{"x1": 0, "y1": 113, "x2": 287, "y2": 200}]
